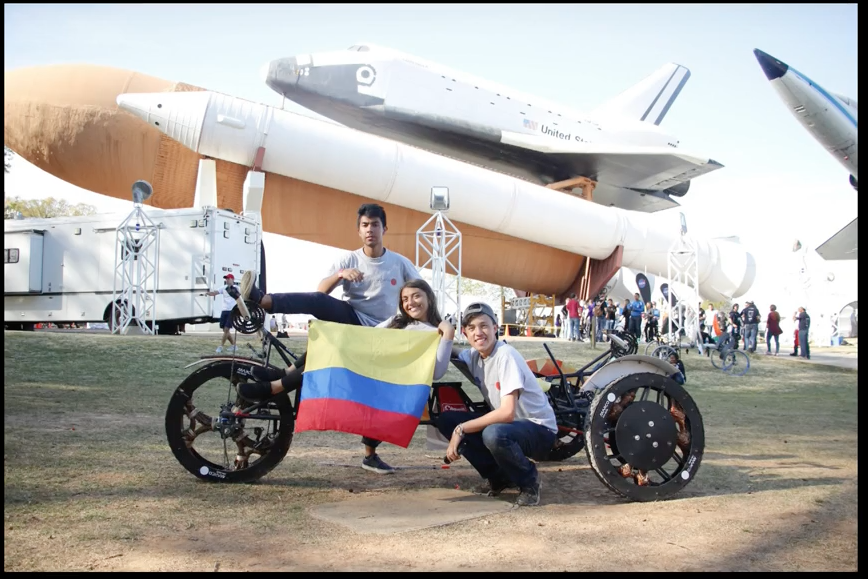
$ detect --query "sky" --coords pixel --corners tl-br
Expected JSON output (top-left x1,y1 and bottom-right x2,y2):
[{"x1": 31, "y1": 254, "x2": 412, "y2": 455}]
[{"x1": 3, "y1": 3, "x2": 859, "y2": 309}]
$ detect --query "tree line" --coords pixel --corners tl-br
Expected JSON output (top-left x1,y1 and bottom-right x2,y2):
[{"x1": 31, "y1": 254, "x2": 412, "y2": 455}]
[{"x1": 4, "y1": 146, "x2": 96, "y2": 219}]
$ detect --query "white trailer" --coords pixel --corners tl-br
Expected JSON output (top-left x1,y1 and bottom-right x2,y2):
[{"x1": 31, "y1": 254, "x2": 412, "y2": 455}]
[{"x1": 4, "y1": 206, "x2": 264, "y2": 334}]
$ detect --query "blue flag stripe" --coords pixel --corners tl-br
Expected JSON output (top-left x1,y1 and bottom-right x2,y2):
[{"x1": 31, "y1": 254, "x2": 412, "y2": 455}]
[{"x1": 301, "y1": 367, "x2": 431, "y2": 418}]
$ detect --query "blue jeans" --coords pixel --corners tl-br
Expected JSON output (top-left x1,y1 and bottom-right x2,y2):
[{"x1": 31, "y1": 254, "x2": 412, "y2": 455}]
[
  {"x1": 628, "y1": 316, "x2": 642, "y2": 339},
  {"x1": 744, "y1": 324, "x2": 758, "y2": 352},
  {"x1": 437, "y1": 411, "x2": 557, "y2": 489},
  {"x1": 268, "y1": 291, "x2": 362, "y2": 325},
  {"x1": 798, "y1": 329, "x2": 810, "y2": 358},
  {"x1": 569, "y1": 318, "x2": 580, "y2": 341},
  {"x1": 595, "y1": 316, "x2": 606, "y2": 341},
  {"x1": 766, "y1": 330, "x2": 779, "y2": 354}
]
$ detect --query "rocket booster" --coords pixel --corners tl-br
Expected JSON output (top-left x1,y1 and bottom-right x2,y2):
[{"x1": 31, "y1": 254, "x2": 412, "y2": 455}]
[{"x1": 115, "y1": 90, "x2": 755, "y2": 301}]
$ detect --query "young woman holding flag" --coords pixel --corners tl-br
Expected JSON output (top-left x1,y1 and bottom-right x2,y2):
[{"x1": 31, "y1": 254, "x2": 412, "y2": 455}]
[{"x1": 238, "y1": 278, "x2": 455, "y2": 473}]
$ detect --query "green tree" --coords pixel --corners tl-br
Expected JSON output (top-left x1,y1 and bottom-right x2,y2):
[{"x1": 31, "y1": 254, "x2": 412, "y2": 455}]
[
  {"x1": 4, "y1": 146, "x2": 12, "y2": 174},
  {"x1": 4, "y1": 196, "x2": 96, "y2": 219}
]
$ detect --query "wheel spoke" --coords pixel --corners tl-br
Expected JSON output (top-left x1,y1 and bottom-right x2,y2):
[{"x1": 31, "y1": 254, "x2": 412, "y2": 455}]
[{"x1": 654, "y1": 467, "x2": 672, "y2": 482}]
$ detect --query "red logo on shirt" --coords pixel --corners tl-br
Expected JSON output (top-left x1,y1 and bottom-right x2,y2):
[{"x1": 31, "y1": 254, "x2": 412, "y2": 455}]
[
  {"x1": 391, "y1": 279, "x2": 397, "y2": 285},
  {"x1": 495, "y1": 381, "x2": 501, "y2": 391}
]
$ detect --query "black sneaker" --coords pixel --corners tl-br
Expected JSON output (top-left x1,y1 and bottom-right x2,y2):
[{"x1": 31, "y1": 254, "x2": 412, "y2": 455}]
[
  {"x1": 237, "y1": 381, "x2": 273, "y2": 403},
  {"x1": 471, "y1": 477, "x2": 516, "y2": 497},
  {"x1": 361, "y1": 453, "x2": 395, "y2": 474},
  {"x1": 515, "y1": 481, "x2": 542, "y2": 507},
  {"x1": 252, "y1": 366, "x2": 286, "y2": 382}
]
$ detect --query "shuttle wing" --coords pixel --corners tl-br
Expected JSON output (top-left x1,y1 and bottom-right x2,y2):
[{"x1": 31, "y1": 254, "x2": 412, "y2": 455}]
[
  {"x1": 500, "y1": 131, "x2": 723, "y2": 190},
  {"x1": 815, "y1": 217, "x2": 858, "y2": 261}
]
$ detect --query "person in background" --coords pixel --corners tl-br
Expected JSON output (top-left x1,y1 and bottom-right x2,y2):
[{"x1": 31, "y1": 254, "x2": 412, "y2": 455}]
[
  {"x1": 644, "y1": 301, "x2": 660, "y2": 342},
  {"x1": 627, "y1": 293, "x2": 645, "y2": 340},
  {"x1": 605, "y1": 298, "x2": 617, "y2": 340},
  {"x1": 205, "y1": 273, "x2": 239, "y2": 354},
  {"x1": 594, "y1": 301, "x2": 606, "y2": 342},
  {"x1": 796, "y1": 306, "x2": 811, "y2": 359},
  {"x1": 765, "y1": 304, "x2": 782, "y2": 356},
  {"x1": 741, "y1": 300, "x2": 761, "y2": 353},
  {"x1": 559, "y1": 304, "x2": 569, "y2": 341},
  {"x1": 565, "y1": 294, "x2": 581, "y2": 342},
  {"x1": 729, "y1": 304, "x2": 742, "y2": 350},
  {"x1": 554, "y1": 313, "x2": 562, "y2": 338}
]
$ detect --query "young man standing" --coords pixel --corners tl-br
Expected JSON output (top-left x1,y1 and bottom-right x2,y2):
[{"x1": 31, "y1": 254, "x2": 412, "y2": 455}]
[
  {"x1": 564, "y1": 293, "x2": 582, "y2": 342},
  {"x1": 796, "y1": 306, "x2": 811, "y2": 359},
  {"x1": 741, "y1": 300, "x2": 761, "y2": 353},
  {"x1": 239, "y1": 203, "x2": 421, "y2": 474},
  {"x1": 205, "y1": 273, "x2": 239, "y2": 354},
  {"x1": 628, "y1": 293, "x2": 645, "y2": 341},
  {"x1": 440, "y1": 302, "x2": 558, "y2": 507}
]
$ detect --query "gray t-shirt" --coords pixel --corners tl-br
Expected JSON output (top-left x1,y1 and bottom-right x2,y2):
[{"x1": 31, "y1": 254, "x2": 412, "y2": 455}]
[
  {"x1": 375, "y1": 317, "x2": 453, "y2": 380},
  {"x1": 458, "y1": 342, "x2": 558, "y2": 433},
  {"x1": 327, "y1": 248, "x2": 421, "y2": 326}
]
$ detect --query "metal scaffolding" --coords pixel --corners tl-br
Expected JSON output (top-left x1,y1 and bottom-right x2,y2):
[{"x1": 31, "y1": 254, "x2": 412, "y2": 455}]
[
  {"x1": 111, "y1": 181, "x2": 160, "y2": 335},
  {"x1": 666, "y1": 213, "x2": 703, "y2": 354},
  {"x1": 415, "y1": 187, "x2": 462, "y2": 324}
]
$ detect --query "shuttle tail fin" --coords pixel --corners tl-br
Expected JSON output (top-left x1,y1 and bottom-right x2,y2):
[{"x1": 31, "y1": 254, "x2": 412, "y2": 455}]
[{"x1": 592, "y1": 63, "x2": 691, "y2": 125}]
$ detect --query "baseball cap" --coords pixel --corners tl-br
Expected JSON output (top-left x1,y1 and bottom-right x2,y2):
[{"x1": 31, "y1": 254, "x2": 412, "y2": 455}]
[
  {"x1": 461, "y1": 302, "x2": 497, "y2": 327},
  {"x1": 224, "y1": 273, "x2": 235, "y2": 281}
]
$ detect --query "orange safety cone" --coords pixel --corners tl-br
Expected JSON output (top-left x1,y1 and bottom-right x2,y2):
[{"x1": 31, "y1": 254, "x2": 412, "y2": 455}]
[{"x1": 525, "y1": 326, "x2": 533, "y2": 337}]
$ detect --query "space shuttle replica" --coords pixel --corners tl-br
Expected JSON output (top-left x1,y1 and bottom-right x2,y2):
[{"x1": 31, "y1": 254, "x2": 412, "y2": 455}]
[{"x1": 4, "y1": 44, "x2": 756, "y2": 302}]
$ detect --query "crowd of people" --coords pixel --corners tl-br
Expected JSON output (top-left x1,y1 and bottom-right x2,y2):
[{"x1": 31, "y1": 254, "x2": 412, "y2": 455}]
[{"x1": 554, "y1": 294, "x2": 813, "y2": 360}]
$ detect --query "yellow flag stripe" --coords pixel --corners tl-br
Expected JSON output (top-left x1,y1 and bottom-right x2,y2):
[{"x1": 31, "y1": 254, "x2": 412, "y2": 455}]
[{"x1": 304, "y1": 321, "x2": 441, "y2": 386}]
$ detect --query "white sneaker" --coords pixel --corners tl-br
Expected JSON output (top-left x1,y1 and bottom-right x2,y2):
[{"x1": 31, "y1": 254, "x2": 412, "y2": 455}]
[
  {"x1": 229, "y1": 345, "x2": 237, "y2": 352},
  {"x1": 215, "y1": 346, "x2": 223, "y2": 354}
]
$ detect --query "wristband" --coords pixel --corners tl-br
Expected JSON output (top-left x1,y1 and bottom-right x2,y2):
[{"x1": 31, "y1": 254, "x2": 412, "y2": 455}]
[
  {"x1": 454, "y1": 424, "x2": 465, "y2": 438},
  {"x1": 338, "y1": 269, "x2": 344, "y2": 279}
]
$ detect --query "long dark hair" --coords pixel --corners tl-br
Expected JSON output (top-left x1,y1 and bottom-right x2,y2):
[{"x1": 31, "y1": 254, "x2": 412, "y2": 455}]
[{"x1": 387, "y1": 279, "x2": 442, "y2": 329}]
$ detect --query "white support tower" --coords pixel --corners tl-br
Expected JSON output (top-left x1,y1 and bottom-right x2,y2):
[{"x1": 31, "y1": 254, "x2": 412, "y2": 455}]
[
  {"x1": 415, "y1": 187, "x2": 462, "y2": 325},
  {"x1": 111, "y1": 181, "x2": 160, "y2": 335},
  {"x1": 666, "y1": 213, "x2": 703, "y2": 354}
]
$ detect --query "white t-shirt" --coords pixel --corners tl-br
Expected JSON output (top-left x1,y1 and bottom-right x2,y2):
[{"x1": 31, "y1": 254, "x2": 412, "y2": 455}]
[
  {"x1": 215, "y1": 285, "x2": 237, "y2": 311},
  {"x1": 375, "y1": 316, "x2": 453, "y2": 380},
  {"x1": 458, "y1": 342, "x2": 558, "y2": 433},
  {"x1": 327, "y1": 248, "x2": 421, "y2": 326}
]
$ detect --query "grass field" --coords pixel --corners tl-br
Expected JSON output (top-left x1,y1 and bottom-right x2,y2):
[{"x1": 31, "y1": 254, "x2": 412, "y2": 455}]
[{"x1": 3, "y1": 330, "x2": 858, "y2": 571}]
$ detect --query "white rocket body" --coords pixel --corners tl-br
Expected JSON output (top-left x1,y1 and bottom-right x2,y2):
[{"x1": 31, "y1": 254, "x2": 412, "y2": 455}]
[{"x1": 116, "y1": 90, "x2": 756, "y2": 301}]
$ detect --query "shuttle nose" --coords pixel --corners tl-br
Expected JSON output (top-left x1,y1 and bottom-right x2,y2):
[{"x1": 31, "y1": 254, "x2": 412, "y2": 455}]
[
  {"x1": 753, "y1": 49, "x2": 788, "y2": 81},
  {"x1": 263, "y1": 57, "x2": 300, "y2": 95}
]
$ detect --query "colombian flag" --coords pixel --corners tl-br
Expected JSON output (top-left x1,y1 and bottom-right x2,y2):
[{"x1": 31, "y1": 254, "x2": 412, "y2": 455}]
[{"x1": 295, "y1": 321, "x2": 440, "y2": 448}]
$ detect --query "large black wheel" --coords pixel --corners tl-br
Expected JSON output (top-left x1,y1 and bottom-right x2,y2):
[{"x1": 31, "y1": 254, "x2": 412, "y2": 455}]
[
  {"x1": 165, "y1": 360, "x2": 294, "y2": 483},
  {"x1": 584, "y1": 372, "x2": 704, "y2": 502}
]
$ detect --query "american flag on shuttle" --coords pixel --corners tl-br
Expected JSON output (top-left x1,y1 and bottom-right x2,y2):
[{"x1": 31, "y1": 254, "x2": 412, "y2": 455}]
[{"x1": 523, "y1": 119, "x2": 538, "y2": 131}]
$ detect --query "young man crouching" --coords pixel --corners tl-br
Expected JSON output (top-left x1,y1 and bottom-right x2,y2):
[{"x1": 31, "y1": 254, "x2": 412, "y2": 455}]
[{"x1": 441, "y1": 302, "x2": 558, "y2": 507}]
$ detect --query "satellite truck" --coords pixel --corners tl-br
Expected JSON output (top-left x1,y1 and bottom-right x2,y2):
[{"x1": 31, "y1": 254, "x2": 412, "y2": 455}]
[{"x1": 4, "y1": 176, "x2": 265, "y2": 335}]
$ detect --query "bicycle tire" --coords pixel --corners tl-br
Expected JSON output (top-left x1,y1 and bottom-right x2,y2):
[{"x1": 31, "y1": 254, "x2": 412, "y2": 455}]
[
  {"x1": 722, "y1": 350, "x2": 751, "y2": 376},
  {"x1": 643, "y1": 341, "x2": 660, "y2": 356},
  {"x1": 710, "y1": 349, "x2": 729, "y2": 370},
  {"x1": 165, "y1": 360, "x2": 294, "y2": 483},
  {"x1": 651, "y1": 345, "x2": 678, "y2": 361}
]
